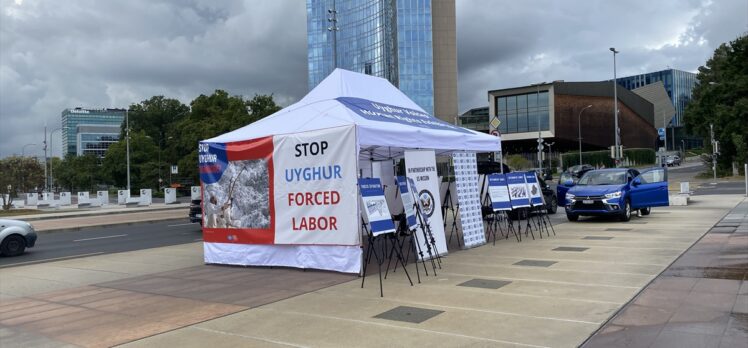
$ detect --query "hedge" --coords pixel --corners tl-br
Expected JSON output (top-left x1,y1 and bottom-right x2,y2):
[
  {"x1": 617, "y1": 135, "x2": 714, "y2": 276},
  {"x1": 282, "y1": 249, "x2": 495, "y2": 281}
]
[{"x1": 561, "y1": 148, "x2": 656, "y2": 170}]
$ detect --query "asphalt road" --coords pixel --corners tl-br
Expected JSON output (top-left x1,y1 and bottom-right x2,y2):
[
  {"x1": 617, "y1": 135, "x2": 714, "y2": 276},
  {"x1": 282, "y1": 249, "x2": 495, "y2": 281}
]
[{"x1": 0, "y1": 219, "x2": 202, "y2": 268}]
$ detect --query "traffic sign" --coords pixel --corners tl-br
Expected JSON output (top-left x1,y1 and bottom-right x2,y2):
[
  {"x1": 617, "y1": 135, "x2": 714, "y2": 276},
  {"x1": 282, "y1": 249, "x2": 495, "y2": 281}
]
[
  {"x1": 490, "y1": 130, "x2": 500, "y2": 137},
  {"x1": 171, "y1": 165, "x2": 178, "y2": 174},
  {"x1": 490, "y1": 117, "x2": 501, "y2": 129}
]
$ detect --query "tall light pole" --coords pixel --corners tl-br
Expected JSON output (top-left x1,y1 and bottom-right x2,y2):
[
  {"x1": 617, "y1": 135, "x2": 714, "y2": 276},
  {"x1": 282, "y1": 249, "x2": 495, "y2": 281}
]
[
  {"x1": 610, "y1": 47, "x2": 620, "y2": 167},
  {"x1": 49, "y1": 127, "x2": 67, "y2": 191},
  {"x1": 22, "y1": 143, "x2": 36, "y2": 157},
  {"x1": 126, "y1": 109, "x2": 131, "y2": 192},
  {"x1": 327, "y1": 1, "x2": 339, "y2": 69},
  {"x1": 578, "y1": 104, "x2": 593, "y2": 165},
  {"x1": 532, "y1": 82, "x2": 546, "y2": 169},
  {"x1": 545, "y1": 141, "x2": 555, "y2": 173},
  {"x1": 710, "y1": 123, "x2": 717, "y2": 181},
  {"x1": 43, "y1": 126, "x2": 48, "y2": 192}
]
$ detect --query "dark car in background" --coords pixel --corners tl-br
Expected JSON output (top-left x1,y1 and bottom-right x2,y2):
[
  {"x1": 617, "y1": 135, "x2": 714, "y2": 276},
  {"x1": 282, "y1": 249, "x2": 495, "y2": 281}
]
[
  {"x1": 189, "y1": 199, "x2": 202, "y2": 226},
  {"x1": 556, "y1": 164, "x2": 595, "y2": 206}
]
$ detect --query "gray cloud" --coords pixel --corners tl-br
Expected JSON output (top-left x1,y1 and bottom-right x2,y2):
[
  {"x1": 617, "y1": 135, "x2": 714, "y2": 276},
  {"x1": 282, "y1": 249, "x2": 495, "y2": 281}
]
[{"x1": 1, "y1": 0, "x2": 746, "y2": 158}]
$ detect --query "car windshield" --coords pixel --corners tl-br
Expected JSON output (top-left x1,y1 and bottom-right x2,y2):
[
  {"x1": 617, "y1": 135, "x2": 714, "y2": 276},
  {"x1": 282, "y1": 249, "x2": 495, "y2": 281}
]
[{"x1": 577, "y1": 170, "x2": 627, "y2": 185}]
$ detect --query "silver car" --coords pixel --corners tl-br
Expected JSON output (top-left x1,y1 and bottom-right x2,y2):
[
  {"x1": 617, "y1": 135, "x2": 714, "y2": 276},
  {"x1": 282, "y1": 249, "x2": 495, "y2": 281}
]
[{"x1": 0, "y1": 219, "x2": 37, "y2": 256}]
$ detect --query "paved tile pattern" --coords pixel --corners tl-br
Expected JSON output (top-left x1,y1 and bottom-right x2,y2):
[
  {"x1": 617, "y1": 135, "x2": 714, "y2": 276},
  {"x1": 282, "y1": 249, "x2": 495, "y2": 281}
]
[
  {"x1": 584, "y1": 199, "x2": 748, "y2": 348},
  {"x1": 457, "y1": 278, "x2": 512, "y2": 289},
  {"x1": 373, "y1": 306, "x2": 445, "y2": 324},
  {"x1": 583, "y1": 236, "x2": 615, "y2": 240},
  {"x1": 513, "y1": 259, "x2": 558, "y2": 267},
  {"x1": 553, "y1": 246, "x2": 590, "y2": 252}
]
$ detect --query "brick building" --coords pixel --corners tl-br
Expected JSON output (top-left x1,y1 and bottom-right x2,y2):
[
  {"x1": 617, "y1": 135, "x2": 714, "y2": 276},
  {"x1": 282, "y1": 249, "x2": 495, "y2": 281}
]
[{"x1": 487, "y1": 81, "x2": 658, "y2": 156}]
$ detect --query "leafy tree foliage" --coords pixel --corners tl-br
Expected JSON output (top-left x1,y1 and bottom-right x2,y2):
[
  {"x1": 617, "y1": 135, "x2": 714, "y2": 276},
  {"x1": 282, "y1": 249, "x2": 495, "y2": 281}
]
[
  {"x1": 53, "y1": 154, "x2": 102, "y2": 192},
  {"x1": 0, "y1": 156, "x2": 45, "y2": 196},
  {"x1": 100, "y1": 130, "x2": 159, "y2": 189},
  {"x1": 684, "y1": 34, "x2": 748, "y2": 173}
]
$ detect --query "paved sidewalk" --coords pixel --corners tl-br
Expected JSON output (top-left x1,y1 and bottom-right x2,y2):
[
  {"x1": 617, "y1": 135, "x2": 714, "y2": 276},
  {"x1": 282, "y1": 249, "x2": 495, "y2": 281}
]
[
  {"x1": 28, "y1": 208, "x2": 189, "y2": 232},
  {"x1": 0, "y1": 194, "x2": 743, "y2": 347},
  {"x1": 583, "y1": 199, "x2": 748, "y2": 348}
]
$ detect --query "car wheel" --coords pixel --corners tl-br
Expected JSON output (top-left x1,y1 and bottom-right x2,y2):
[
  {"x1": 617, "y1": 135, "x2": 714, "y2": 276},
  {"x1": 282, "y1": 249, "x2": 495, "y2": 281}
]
[
  {"x1": 620, "y1": 200, "x2": 631, "y2": 222},
  {"x1": 547, "y1": 196, "x2": 558, "y2": 214},
  {"x1": 566, "y1": 213, "x2": 578, "y2": 222},
  {"x1": 640, "y1": 207, "x2": 651, "y2": 216},
  {"x1": 0, "y1": 235, "x2": 26, "y2": 256}
]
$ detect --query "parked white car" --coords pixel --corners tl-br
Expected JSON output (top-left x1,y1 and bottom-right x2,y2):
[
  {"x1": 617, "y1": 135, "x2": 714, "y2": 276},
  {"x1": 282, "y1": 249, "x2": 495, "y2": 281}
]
[{"x1": 0, "y1": 219, "x2": 37, "y2": 256}]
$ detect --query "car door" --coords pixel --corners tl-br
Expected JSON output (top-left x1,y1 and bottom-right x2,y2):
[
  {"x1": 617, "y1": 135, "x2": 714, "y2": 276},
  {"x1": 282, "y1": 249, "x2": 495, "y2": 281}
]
[
  {"x1": 630, "y1": 167, "x2": 669, "y2": 208},
  {"x1": 556, "y1": 172, "x2": 573, "y2": 206}
]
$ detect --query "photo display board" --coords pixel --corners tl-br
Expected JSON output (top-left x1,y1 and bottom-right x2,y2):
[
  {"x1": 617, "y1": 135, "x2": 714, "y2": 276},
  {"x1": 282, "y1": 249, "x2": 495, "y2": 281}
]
[
  {"x1": 487, "y1": 173, "x2": 512, "y2": 211},
  {"x1": 525, "y1": 171, "x2": 544, "y2": 207},
  {"x1": 404, "y1": 150, "x2": 448, "y2": 258},
  {"x1": 358, "y1": 177, "x2": 396, "y2": 236},
  {"x1": 397, "y1": 176, "x2": 418, "y2": 230},
  {"x1": 452, "y1": 152, "x2": 485, "y2": 248},
  {"x1": 506, "y1": 172, "x2": 531, "y2": 208}
]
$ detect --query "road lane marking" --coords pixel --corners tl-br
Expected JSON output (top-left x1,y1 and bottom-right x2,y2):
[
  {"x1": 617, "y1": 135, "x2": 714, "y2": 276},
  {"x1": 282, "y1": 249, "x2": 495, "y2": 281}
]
[
  {"x1": 0, "y1": 252, "x2": 105, "y2": 268},
  {"x1": 73, "y1": 234, "x2": 127, "y2": 242},
  {"x1": 168, "y1": 223, "x2": 196, "y2": 227}
]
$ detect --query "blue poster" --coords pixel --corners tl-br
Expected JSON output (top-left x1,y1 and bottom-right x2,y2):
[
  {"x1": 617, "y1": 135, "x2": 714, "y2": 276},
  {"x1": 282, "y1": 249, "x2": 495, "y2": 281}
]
[
  {"x1": 359, "y1": 178, "x2": 395, "y2": 236},
  {"x1": 487, "y1": 174, "x2": 512, "y2": 211},
  {"x1": 506, "y1": 172, "x2": 531, "y2": 208},
  {"x1": 396, "y1": 176, "x2": 418, "y2": 230},
  {"x1": 525, "y1": 171, "x2": 544, "y2": 207}
]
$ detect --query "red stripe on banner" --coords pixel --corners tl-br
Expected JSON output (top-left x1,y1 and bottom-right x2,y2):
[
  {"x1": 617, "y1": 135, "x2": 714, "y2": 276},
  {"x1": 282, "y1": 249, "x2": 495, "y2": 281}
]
[
  {"x1": 202, "y1": 136, "x2": 276, "y2": 244},
  {"x1": 202, "y1": 227, "x2": 275, "y2": 244}
]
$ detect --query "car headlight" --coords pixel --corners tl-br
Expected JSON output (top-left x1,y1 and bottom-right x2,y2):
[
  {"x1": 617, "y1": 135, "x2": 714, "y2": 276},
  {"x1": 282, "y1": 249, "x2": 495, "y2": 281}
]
[
  {"x1": 604, "y1": 191, "x2": 622, "y2": 198},
  {"x1": 565, "y1": 193, "x2": 575, "y2": 201}
]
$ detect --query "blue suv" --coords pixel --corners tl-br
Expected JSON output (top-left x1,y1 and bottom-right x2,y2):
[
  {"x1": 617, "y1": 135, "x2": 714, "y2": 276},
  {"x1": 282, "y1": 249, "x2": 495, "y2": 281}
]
[{"x1": 564, "y1": 167, "x2": 669, "y2": 222}]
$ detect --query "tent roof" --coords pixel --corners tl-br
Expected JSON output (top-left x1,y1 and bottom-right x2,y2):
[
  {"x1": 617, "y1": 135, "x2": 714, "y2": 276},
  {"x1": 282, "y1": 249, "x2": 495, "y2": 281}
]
[{"x1": 204, "y1": 69, "x2": 500, "y2": 157}]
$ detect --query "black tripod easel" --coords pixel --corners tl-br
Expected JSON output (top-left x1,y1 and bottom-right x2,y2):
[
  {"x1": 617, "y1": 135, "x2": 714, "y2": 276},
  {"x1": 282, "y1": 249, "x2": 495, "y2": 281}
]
[
  {"x1": 413, "y1": 201, "x2": 442, "y2": 275},
  {"x1": 361, "y1": 217, "x2": 413, "y2": 297},
  {"x1": 443, "y1": 183, "x2": 461, "y2": 249}
]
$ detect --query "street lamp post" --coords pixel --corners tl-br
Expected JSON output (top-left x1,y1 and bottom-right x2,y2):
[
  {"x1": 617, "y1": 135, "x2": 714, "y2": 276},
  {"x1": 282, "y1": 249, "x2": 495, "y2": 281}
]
[
  {"x1": 126, "y1": 109, "x2": 131, "y2": 192},
  {"x1": 610, "y1": 47, "x2": 620, "y2": 167},
  {"x1": 327, "y1": 1, "x2": 339, "y2": 69},
  {"x1": 545, "y1": 141, "x2": 555, "y2": 174},
  {"x1": 49, "y1": 127, "x2": 66, "y2": 192},
  {"x1": 578, "y1": 105, "x2": 593, "y2": 165},
  {"x1": 532, "y1": 82, "x2": 546, "y2": 169}
]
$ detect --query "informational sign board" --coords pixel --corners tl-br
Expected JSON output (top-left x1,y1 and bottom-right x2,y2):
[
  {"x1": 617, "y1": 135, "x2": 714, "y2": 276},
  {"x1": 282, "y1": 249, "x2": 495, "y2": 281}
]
[
  {"x1": 138, "y1": 189, "x2": 152, "y2": 206},
  {"x1": 404, "y1": 150, "x2": 448, "y2": 258},
  {"x1": 358, "y1": 178, "x2": 395, "y2": 236},
  {"x1": 118, "y1": 190, "x2": 129, "y2": 205},
  {"x1": 396, "y1": 176, "x2": 418, "y2": 230},
  {"x1": 525, "y1": 172, "x2": 544, "y2": 207},
  {"x1": 97, "y1": 191, "x2": 109, "y2": 205},
  {"x1": 78, "y1": 192, "x2": 90, "y2": 204},
  {"x1": 190, "y1": 186, "x2": 201, "y2": 200},
  {"x1": 488, "y1": 174, "x2": 512, "y2": 211},
  {"x1": 26, "y1": 193, "x2": 37, "y2": 206},
  {"x1": 171, "y1": 165, "x2": 178, "y2": 174},
  {"x1": 59, "y1": 192, "x2": 71, "y2": 206},
  {"x1": 164, "y1": 188, "x2": 177, "y2": 204},
  {"x1": 506, "y1": 172, "x2": 530, "y2": 208},
  {"x1": 452, "y1": 151, "x2": 485, "y2": 248}
]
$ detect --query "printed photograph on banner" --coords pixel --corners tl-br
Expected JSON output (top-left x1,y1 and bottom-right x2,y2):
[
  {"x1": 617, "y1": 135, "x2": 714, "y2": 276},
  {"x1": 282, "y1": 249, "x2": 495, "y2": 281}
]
[{"x1": 204, "y1": 159, "x2": 270, "y2": 229}]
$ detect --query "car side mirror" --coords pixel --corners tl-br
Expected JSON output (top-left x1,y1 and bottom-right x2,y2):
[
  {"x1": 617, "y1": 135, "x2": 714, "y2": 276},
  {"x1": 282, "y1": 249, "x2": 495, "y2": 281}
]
[
  {"x1": 632, "y1": 177, "x2": 641, "y2": 186},
  {"x1": 563, "y1": 179, "x2": 574, "y2": 187}
]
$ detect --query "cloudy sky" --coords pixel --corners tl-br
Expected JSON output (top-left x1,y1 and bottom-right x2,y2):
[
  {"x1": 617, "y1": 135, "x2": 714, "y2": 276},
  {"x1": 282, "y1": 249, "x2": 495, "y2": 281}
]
[{"x1": 1, "y1": 0, "x2": 746, "y2": 158}]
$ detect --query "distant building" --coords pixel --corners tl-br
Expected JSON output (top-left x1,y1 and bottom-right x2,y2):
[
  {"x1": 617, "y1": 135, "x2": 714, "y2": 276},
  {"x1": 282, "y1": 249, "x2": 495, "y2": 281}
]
[
  {"x1": 458, "y1": 107, "x2": 489, "y2": 133},
  {"x1": 306, "y1": 0, "x2": 457, "y2": 121},
  {"x1": 488, "y1": 81, "x2": 657, "y2": 155},
  {"x1": 615, "y1": 68, "x2": 699, "y2": 149},
  {"x1": 61, "y1": 108, "x2": 125, "y2": 157}
]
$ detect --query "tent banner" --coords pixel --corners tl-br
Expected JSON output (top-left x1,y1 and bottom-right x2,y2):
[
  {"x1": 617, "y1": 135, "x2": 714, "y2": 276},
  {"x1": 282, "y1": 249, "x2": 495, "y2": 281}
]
[
  {"x1": 358, "y1": 177, "x2": 396, "y2": 236},
  {"x1": 487, "y1": 174, "x2": 512, "y2": 211},
  {"x1": 525, "y1": 171, "x2": 544, "y2": 207},
  {"x1": 199, "y1": 126, "x2": 358, "y2": 246},
  {"x1": 452, "y1": 151, "x2": 485, "y2": 248},
  {"x1": 506, "y1": 172, "x2": 531, "y2": 208},
  {"x1": 404, "y1": 150, "x2": 448, "y2": 258},
  {"x1": 336, "y1": 97, "x2": 472, "y2": 134}
]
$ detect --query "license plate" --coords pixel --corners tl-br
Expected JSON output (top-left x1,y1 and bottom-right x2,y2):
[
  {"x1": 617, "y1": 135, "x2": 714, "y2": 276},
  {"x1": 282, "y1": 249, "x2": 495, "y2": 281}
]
[{"x1": 583, "y1": 200, "x2": 594, "y2": 204}]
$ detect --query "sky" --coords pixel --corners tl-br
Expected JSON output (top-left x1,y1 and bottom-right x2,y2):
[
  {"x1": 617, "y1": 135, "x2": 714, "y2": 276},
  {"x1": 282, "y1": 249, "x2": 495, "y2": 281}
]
[{"x1": 1, "y1": 0, "x2": 746, "y2": 158}]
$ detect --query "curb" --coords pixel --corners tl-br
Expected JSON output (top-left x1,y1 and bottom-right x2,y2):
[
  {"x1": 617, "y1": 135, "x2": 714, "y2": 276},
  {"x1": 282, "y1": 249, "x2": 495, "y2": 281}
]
[
  {"x1": 36, "y1": 217, "x2": 194, "y2": 234},
  {"x1": 10, "y1": 205, "x2": 190, "y2": 222}
]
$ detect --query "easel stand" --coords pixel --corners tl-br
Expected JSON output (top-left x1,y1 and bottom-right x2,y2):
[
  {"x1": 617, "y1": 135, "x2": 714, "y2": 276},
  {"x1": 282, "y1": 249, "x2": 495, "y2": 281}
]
[
  {"x1": 414, "y1": 202, "x2": 442, "y2": 275},
  {"x1": 361, "y1": 217, "x2": 413, "y2": 297},
  {"x1": 443, "y1": 185, "x2": 461, "y2": 249}
]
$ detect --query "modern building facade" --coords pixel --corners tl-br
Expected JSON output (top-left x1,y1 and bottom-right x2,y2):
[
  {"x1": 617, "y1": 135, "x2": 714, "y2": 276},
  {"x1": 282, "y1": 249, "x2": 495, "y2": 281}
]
[
  {"x1": 458, "y1": 106, "x2": 489, "y2": 133},
  {"x1": 306, "y1": 0, "x2": 457, "y2": 120},
  {"x1": 61, "y1": 108, "x2": 125, "y2": 157},
  {"x1": 615, "y1": 69, "x2": 700, "y2": 149},
  {"x1": 488, "y1": 81, "x2": 657, "y2": 155}
]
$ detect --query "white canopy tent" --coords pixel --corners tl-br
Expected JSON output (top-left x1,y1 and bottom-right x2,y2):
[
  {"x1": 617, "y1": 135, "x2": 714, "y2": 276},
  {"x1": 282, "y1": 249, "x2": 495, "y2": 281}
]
[
  {"x1": 205, "y1": 69, "x2": 500, "y2": 158},
  {"x1": 200, "y1": 69, "x2": 501, "y2": 273}
]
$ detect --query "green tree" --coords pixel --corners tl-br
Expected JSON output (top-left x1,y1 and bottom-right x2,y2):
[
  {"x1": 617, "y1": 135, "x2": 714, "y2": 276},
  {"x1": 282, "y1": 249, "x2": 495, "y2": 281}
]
[
  {"x1": 0, "y1": 156, "x2": 46, "y2": 206},
  {"x1": 53, "y1": 154, "x2": 101, "y2": 192},
  {"x1": 684, "y1": 35, "x2": 748, "y2": 174},
  {"x1": 173, "y1": 91, "x2": 281, "y2": 183},
  {"x1": 101, "y1": 131, "x2": 159, "y2": 190}
]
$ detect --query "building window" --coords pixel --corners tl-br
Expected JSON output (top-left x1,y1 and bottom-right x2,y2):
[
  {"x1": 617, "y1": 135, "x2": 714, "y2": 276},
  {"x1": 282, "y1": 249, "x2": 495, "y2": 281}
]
[{"x1": 495, "y1": 91, "x2": 549, "y2": 134}]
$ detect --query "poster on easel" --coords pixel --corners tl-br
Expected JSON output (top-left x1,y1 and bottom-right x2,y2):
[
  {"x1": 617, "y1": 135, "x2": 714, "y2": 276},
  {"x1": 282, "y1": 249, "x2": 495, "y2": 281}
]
[
  {"x1": 396, "y1": 176, "x2": 418, "y2": 230},
  {"x1": 452, "y1": 151, "x2": 485, "y2": 248},
  {"x1": 488, "y1": 173, "x2": 512, "y2": 211},
  {"x1": 404, "y1": 150, "x2": 448, "y2": 257},
  {"x1": 525, "y1": 171, "x2": 544, "y2": 207},
  {"x1": 358, "y1": 178, "x2": 396, "y2": 237},
  {"x1": 506, "y1": 172, "x2": 531, "y2": 208}
]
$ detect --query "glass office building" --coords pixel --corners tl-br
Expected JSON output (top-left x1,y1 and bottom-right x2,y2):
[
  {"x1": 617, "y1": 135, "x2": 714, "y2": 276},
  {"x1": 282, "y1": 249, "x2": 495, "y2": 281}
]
[
  {"x1": 495, "y1": 91, "x2": 550, "y2": 134},
  {"x1": 616, "y1": 69, "x2": 697, "y2": 128},
  {"x1": 61, "y1": 108, "x2": 125, "y2": 157},
  {"x1": 306, "y1": 0, "x2": 455, "y2": 118}
]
